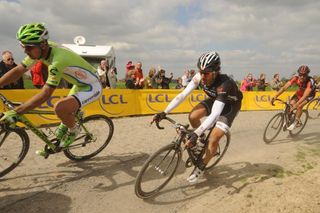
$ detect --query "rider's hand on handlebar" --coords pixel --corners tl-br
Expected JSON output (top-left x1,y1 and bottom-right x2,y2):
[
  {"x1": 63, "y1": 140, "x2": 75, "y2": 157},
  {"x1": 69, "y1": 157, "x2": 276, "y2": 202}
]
[
  {"x1": 151, "y1": 112, "x2": 166, "y2": 124},
  {"x1": 0, "y1": 110, "x2": 18, "y2": 127},
  {"x1": 185, "y1": 132, "x2": 198, "y2": 148}
]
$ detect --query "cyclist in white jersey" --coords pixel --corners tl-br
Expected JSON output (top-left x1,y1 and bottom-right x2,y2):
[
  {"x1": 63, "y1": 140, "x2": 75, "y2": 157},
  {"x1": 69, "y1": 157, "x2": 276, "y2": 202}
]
[{"x1": 0, "y1": 23, "x2": 102, "y2": 156}]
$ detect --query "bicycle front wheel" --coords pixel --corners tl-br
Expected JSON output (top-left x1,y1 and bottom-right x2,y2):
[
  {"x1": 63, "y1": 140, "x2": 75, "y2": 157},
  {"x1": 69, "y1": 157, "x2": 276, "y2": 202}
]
[
  {"x1": 64, "y1": 115, "x2": 114, "y2": 161},
  {"x1": 289, "y1": 110, "x2": 308, "y2": 137},
  {"x1": 135, "y1": 143, "x2": 182, "y2": 199},
  {"x1": 205, "y1": 132, "x2": 230, "y2": 170},
  {"x1": 263, "y1": 112, "x2": 284, "y2": 143},
  {"x1": 0, "y1": 128, "x2": 29, "y2": 177},
  {"x1": 306, "y1": 99, "x2": 320, "y2": 119}
]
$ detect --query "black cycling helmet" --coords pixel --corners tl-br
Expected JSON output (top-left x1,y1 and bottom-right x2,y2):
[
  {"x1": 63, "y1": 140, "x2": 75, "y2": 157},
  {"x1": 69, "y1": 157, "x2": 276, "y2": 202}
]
[
  {"x1": 297, "y1": 65, "x2": 310, "y2": 76},
  {"x1": 197, "y1": 51, "x2": 221, "y2": 73}
]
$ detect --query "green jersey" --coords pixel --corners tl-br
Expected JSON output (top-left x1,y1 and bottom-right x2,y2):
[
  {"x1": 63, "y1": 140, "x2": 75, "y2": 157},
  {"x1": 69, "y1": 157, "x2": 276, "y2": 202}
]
[{"x1": 22, "y1": 42, "x2": 99, "y2": 90}]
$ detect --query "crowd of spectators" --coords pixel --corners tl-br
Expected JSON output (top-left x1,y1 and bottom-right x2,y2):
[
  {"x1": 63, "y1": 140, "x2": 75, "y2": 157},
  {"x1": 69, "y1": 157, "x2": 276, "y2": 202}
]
[
  {"x1": 0, "y1": 50, "x2": 314, "y2": 93},
  {"x1": 240, "y1": 73, "x2": 284, "y2": 92},
  {"x1": 124, "y1": 60, "x2": 175, "y2": 89}
]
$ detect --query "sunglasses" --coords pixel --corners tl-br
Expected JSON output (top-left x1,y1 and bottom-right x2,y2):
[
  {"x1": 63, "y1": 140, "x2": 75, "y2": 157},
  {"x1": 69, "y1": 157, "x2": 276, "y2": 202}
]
[
  {"x1": 298, "y1": 73, "x2": 307, "y2": 77},
  {"x1": 20, "y1": 43, "x2": 39, "y2": 51},
  {"x1": 6, "y1": 58, "x2": 14, "y2": 61},
  {"x1": 200, "y1": 69, "x2": 214, "y2": 75}
]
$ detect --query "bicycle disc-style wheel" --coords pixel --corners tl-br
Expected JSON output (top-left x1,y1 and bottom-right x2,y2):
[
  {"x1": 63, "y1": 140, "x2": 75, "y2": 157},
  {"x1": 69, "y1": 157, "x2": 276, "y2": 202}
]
[
  {"x1": 306, "y1": 99, "x2": 320, "y2": 119},
  {"x1": 263, "y1": 112, "x2": 284, "y2": 143},
  {"x1": 135, "y1": 143, "x2": 182, "y2": 199},
  {"x1": 205, "y1": 132, "x2": 230, "y2": 170},
  {"x1": 289, "y1": 110, "x2": 308, "y2": 137},
  {"x1": 0, "y1": 128, "x2": 29, "y2": 177},
  {"x1": 64, "y1": 115, "x2": 114, "y2": 161}
]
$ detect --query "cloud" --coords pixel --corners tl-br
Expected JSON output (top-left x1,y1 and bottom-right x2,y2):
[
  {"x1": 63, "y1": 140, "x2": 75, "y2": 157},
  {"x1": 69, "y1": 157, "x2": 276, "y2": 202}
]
[{"x1": 0, "y1": 0, "x2": 319, "y2": 80}]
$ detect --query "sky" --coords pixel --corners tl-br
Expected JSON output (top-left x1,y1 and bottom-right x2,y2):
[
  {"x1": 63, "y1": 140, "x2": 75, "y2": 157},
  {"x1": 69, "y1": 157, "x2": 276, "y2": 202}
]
[{"x1": 1, "y1": 0, "x2": 320, "y2": 81}]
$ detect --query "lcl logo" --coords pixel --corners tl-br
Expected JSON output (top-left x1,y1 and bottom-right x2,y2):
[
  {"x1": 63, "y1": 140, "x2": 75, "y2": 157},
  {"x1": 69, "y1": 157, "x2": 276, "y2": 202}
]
[{"x1": 99, "y1": 94, "x2": 128, "y2": 115}]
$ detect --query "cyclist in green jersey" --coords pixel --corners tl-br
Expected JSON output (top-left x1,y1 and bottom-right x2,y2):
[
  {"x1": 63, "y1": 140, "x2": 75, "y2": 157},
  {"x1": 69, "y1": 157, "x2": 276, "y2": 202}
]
[{"x1": 0, "y1": 23, "x2": 102, "y2": 156}]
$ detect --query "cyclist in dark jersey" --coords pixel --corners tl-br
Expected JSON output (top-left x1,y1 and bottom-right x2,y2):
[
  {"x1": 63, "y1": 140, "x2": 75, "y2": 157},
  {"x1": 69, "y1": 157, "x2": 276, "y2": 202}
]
[
  {"x1": 153, "y1": 51, "x2": 243, "y2": 183},
  {"x1": 271, "y1": 65, "x2": 316, "y2": 130}
]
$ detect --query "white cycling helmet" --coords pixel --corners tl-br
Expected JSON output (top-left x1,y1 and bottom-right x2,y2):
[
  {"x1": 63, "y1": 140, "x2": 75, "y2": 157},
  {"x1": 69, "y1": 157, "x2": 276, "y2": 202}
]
[{"x1": 197, "y1": 51, "x2": 221, "y2": 72}]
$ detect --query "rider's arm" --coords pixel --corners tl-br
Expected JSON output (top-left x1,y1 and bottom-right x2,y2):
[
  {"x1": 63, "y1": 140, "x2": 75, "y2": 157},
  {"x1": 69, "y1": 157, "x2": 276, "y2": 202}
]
[
  {"x1": 163, "y1": 73, "x2": 200, "y2": 114},
  {"x1": 194, "y1": 100, "x2": 225, "y2": 136},
  {"x1": 14, "y1": 84, "x2": 56, "y2": 114},
  {"x1": 273, "y1": 80, "x2": 292, "y2": 99},
  {"x1": 0, "y1": 64, "x2": 28, "y2": 88}
]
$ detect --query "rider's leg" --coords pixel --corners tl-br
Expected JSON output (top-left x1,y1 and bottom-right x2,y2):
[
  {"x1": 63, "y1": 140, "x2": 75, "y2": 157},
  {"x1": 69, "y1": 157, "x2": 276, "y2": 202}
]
[
  {"x1": 54, "y1": 96, "x2": 80, "y2": 128},
  {"x1": 188, "y1": 103, "x2": 207, "y2": 128},
  {"x1": 295, "y1": 100, "x2": 307, "y2": 119},
  {"x1": 202, "y1": 127, "x2": 225, "y2": 165}
]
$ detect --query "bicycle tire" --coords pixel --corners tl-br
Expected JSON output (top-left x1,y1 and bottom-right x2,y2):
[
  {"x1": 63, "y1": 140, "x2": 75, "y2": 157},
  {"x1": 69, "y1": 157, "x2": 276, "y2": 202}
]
[
  {"x1": 289, "y1": 110, "x2": 308, "y2": 137},
  {"x1": 63, "y1": 115, "x2": 114, "y2": 161},
  {"x1": 135, "y1": 143, "x2": 182, "y2": 199},
  {"x1": 306, "y1": 98, "x2": 320, "y2": 119},
  {"x1": 0, "y1": 128, "x2": 29, "y2": 177},
  {"x1": 263, "y1": 112, "x2": 284, "y2": 143},
  {"x1": 205, "y1": 132, "x2": 230, "y2": 170}
]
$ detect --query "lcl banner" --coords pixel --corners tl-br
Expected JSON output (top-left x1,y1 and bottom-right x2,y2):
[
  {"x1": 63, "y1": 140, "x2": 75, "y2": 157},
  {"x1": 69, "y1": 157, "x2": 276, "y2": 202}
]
[{"x1": 0, "y1": 89, "x2": 314, "y2": 126}]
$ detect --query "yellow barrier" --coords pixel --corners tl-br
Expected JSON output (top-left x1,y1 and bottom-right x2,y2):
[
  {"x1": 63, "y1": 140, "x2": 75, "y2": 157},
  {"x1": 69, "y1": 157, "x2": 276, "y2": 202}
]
[{"x1": 0, "y1": 89, "x2": 318, "y2": 126}]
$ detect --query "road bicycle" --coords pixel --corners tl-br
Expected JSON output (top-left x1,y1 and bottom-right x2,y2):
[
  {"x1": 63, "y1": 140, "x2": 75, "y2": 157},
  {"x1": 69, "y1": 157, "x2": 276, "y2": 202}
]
[
  {"x1": 263, "y1": 99, "x2": 308, "y2": 143},
  {"x1": 306, "y1": 96, "x2": 320, "y2": 119},
  {"x1": 0, "y1": 93, "x2": 114, "y2": 177},
  {"x1": 134, "y1": 116, "x2": 230, "y2": 199}
]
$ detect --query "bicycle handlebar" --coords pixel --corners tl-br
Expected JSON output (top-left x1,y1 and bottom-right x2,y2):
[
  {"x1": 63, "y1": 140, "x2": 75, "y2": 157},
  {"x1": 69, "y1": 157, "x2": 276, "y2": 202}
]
[
  {"x1": 272, "y1": 98, "x2": 289, "y2": 106},
  {"x1": 151, "y1": 116, "x2": 186, "y2": 130}
]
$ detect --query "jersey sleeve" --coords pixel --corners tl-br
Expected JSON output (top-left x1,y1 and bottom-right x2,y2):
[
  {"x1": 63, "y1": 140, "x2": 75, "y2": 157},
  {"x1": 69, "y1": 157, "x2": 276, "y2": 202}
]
[
  {"x1": 46, "y1": 62, "x2": 63, "y2": 87},
  {"x1": 21, "y1": 56, "x2": 37, "y2": 69},
  {"x1": 289, "y1": 76, "x2": 298, "y2": 85}
]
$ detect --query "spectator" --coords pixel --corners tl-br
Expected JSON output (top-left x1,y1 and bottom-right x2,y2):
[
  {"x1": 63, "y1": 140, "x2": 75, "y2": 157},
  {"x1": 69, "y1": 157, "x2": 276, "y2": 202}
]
[
  {"x1": 175, "y1": 77, "x2": 183, "y2": 89},
  {"x1": 240, "y1": 73, "x2": 256, "y2": 91},
  {"x1": 187, "y1": 69, "x2": 196, "y2": 83},
  {"x1": 270, "y1": 73, "x2": 283, "y2": 91},
  {"x1": 181, "y1": 70, "x2": 189, "y2": 88},
  {"x1": 125, "y1": 60, "x2": 134, "y2": 79},
  {"x1": 257, "y1": 73, "x2": 269, "y2": 91},
  {"x1": 108, "y1": 67, "x2": 117, "y2": 89},
  {"x1": 125, "y1": 70, "x2": 143, "y2": 89},
  {"x1": 30, "y1": 60, "x2": 48, "y2": 88},
  {"x1": 0, "y1": 50, "x2": 24, "y2": 89},
  {"x1": 135, "y1": 61, "x2": 144, "y2": 88},
  {"x1": 97, "y1": 60, "x2": 110, "y2": 88},
  {"x1": 144, "y1": 67, "x2": 156, "y2": 89},
  {"x1": 158, "y1": 69, "x2": 173, "y2": 89}
]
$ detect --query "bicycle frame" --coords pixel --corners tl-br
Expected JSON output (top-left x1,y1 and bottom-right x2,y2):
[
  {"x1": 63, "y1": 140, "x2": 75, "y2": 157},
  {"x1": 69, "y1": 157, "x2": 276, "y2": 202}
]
[
  {"x1": 0, "y1": 94, "x2": 90, "y2": 151},
  {"x1": 274, "y1": 99, "x2": 295, "y2": 127}
]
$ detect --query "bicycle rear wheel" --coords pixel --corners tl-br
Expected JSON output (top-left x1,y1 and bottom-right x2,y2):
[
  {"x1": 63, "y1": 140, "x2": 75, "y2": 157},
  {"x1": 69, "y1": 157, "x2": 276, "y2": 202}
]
[
  {"x1": 0, "y1": 128, "x2": 29, "y2": 177},
  {"x1": 306, "y1": 99, "x2": 320, "y2": 119},
  {"x1": 263, "y1": 112, "x2": 284, "y2": 143},
  {"x1": 289, "y1": 110, "x2": 308, "y2": 137},
  {"x1": 205, "y1": 132, "x2": 230, "y2": 170},
  {"x1": 63, "y1": 115, "x2": 114, "y2": 161},
  {"x1": 135, "y1": 143, "x2": 182, "y2": 199}
]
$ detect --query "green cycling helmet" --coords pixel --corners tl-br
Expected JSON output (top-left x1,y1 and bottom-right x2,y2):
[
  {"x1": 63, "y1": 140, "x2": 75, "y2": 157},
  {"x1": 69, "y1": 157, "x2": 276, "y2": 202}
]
[{"x1": 16, "y1": 23, "x2": 49, "y2": 44}]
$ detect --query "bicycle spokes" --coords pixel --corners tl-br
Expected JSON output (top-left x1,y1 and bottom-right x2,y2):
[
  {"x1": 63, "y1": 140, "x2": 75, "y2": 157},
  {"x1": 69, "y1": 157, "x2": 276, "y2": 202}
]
[{"x1": 155, "y1": 149, "x2": 177, "y2": 176}]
